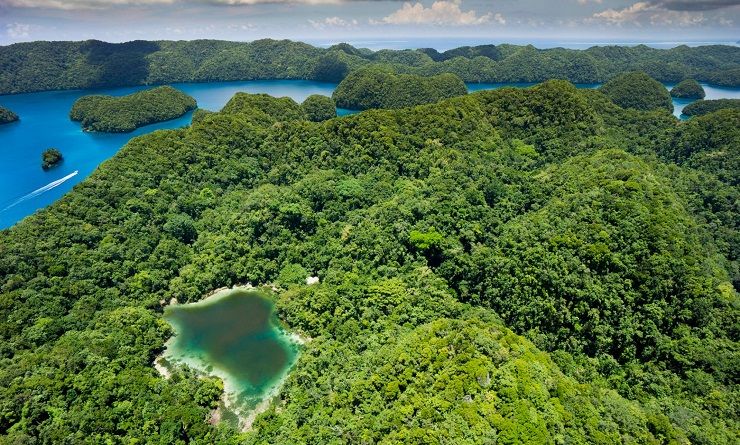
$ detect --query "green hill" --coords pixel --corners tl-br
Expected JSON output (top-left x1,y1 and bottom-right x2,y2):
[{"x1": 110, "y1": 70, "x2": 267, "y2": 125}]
[
  {"x1": 1, "y1": 39, "x2": 739, "y2": 94},
  {"x1": 670, "y1": 79, "x2": 705, "y2": 99},
  {"x1": 70, "y1": 86, "x2": 196, "y2": 132},
  {"x1": 0, "y1": 82, "x2": 737, "y2": 444},
  {"x1": 599, "y1": 72, "x2": 674, "y2": 112},
  {"x1": 332, "y1": 69, "x2": 467, "y2": 110}
]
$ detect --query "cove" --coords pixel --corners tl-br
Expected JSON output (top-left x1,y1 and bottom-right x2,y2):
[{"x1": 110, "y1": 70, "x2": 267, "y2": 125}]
[{"x1": 160, "y1": 287, "x2": 300, "y2": 429}]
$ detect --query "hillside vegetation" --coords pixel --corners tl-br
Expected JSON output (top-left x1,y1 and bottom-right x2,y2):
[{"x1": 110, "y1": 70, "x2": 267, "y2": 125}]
[
  {"x1": 1, "y1": 39, "x2": 739, "y2": 94},
  {"x1": 670, "y1": 79, "x2": 705, "y2": 99},
  {"x1": 682, "y1": 98, "x2": 740, "y2": 116},
  {"x1": 70, "y1": 86, "x2": 196, "y2": 132},
  {"x1": 0, "y1": 79, "x2": 737, "y2": 443},
  {"x1": 599, "y1": 71, "x2": 674, "y2": 112},
  {"x1": 333, "y1": 69, "x2": 467, "y2": 110}
]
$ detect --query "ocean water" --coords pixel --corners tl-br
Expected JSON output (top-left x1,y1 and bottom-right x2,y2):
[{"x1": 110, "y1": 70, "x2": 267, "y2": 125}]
[
  {"x1": 1, "y1": 79, "x2": 738, "y2": 229},
  {"x1": 162, "y1": 288, "x2": 299, "y2": 426},
  {"x1": 0, "y1": 80, "x2": 338, "y2": 229}
]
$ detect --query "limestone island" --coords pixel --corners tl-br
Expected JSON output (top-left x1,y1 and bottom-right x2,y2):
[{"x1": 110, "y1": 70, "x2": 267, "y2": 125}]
[
  {"x1": 332, "y1": 68, "x2": 468, "y2": 111},
  {"x1": 670, "y1": 79, "x2": 706, "y2": 99},
  {"x1": 70, "y1": 86, "x2": 196, "y2": 133},
  {"x1": 0, "y1": 106, "x2": 19, "y2": 124},
  {"x1": 682, "y1": 98, "x2": 740, "y2": 117},
  {"x1": 41, "y1": 148, "x2": 63, "y2": 170}
]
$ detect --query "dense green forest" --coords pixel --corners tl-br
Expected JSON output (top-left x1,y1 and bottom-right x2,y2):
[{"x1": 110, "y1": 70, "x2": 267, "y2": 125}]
[
  {"x1": 670, "y1": 79, "x2": 705, "y2": 99},
  {"x1": 40, "y1": 148, "x2": 62, "y2": 170},
  {"x1": 333, "y1": 69, "x2": 467, "y2": 110},
  {"x1": 599, "y1": 71, "x2": 674, "y2": 112},
  {"x1": 682, "y1": 98, "x2": 740, "y2": 116},
  {"x1": 0, "y1": 105, "x2": 18, "y2": 124},
  {"x1": 0, "y1": 39, "x2": 739, "y2": 94},
  {"x1": 0, "y1": 78, "x2": 737, "y2": 443},
  {"x1": 69, "y1": 85, "x2": 196, "y2": 132},
  {"x1": 301, "y1": 95, "x2": 336, "y2": 122}
]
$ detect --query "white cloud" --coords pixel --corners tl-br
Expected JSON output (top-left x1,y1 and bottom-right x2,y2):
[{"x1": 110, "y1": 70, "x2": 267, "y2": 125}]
[
  {"x1": 375, "y1": 0, "x2": 499, "y2": 26},
  {"x1": 309, "y1": 16, "x2": 358, "y2": 29},
  {"x1": 6, "y1": 22, "x2": 31, "y2": 39},
  {"x1": 590, "y1": 1, "x2": 709, "y2": 26}
]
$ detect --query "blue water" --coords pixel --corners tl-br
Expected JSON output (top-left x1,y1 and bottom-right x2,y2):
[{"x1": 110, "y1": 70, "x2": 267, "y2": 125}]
[
  {"x1": 0, "y1": 80, "x2": 338, "y2": 229},
  {"x1": 1, "y1": 79, "x2": 738, "y2": 229}
]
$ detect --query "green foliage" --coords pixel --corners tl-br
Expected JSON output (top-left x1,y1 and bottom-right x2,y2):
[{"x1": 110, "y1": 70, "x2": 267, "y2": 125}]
[
  {"x1": 221, "y1": 92, "x2": 306, "y2": 122},
  {"x1": 332, "y1": 68, "x2": 467, "y2": 110},
  {"x1": 70, "y1": 86, "x2": 196, "y2": 132},
  {"x1": 4, "y1": 39, "x2": 737, "y2": 94},
  {"x1": 301, "y1": 94, "x2": 336, "y2": 122},
  {"x1": 600, "y1": 71, "x2": 674, "y2": 112},
  {"x1": 663, "y1": 109, "x2": 740, "y2": 185},
  {"x1": 312, "y1": 52, "x2": 350, "y2": 82},
  {"x1": 0, "y1": 81, "x2": 738, "y2": 443},
  {"x1": 670, "y1": 79, "x2": 705, "y2": 99},
  {"x1": 41, "y1": 147, "x2": 62, "y2": 170},
  {"x1": 0, "y1": 105, "x2": 18, "y2": 124},
  {"x1": 682, "y1": 98, "x2": 740, "y2": 116}
]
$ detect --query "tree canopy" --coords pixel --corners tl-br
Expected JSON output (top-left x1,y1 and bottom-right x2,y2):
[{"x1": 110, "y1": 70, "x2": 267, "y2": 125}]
[
  {"x1": 1, "y1": 39, "x2": 739, "y2": 94},
  {"x1": 301, "y1": 95, "x2": 336, "y2": 122},
  {"x1": 599, "y1": 71, "x2": 674, "y2": 112},
  {"x1": 682, "y1": 98, "x2": 740, "y2": 116},
  {"x1": 670, "y1": 79, "x2": 705, "y2": 99},
  {"x1": 0, "y1": 81, "x2": 737, "y2": 444},
  {"x1": 332, "y1": 68, "x2": 467, "y2": 110},
  {"x1": 70, "y1": 85, "x2": 196, "y2": 132}
]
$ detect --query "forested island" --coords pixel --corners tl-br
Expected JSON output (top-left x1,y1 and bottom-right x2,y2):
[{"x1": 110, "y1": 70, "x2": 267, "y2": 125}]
[
  {"x1": 40, "y1": 148, "x2": 62, "y2": 169},
  {"x1": 70, "y1": 86, "x2": 196, "y2": 132},
  {"x1": 0, "y1": 77, "x2": 737, "y2": 443},
  {"x1": 333, "y1": 69, "x2": 467, "y2": 110},
  {"x1": 0, "y1": 106, "x2": 19, "y2": 124},
  {"x1": 682, "y1": 98, "x2": 740, "y2": 116},
  {"x1": 670, "y1": 79, "x2": 706, "y2": 99},
  {"x1": 599, "y1": 71, "x2": 674, "y2": 112},
  {"x1": 0, "y1": 39, "x2": 739, "y2": 94}
]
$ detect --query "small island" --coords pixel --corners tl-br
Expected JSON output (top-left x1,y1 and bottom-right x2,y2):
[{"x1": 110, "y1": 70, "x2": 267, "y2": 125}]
[
  {"x1": 0, "y1": 105, "x2": 19, "y2": 124},
  {"x1": 682, "y1": 98, "x2": 740, "y2": 117},
  {"x1": 301, "y1": 94, "x2": 336, "y2": 122},
  {"x1": 70, "y1": 86, "x2": 197, "y2": 133},
  {"x1": 599, "y1": 71, "x2": 674, "y2": 112},
  {"x1": 670, "y1": 79, "x2": 705, "y2": 99},
  {"x1": 332, "y1": 69, "x2": 468, "y2": 111},
  {"x1": 41, "y1": 148, "x2": 63, "y2": 170}
]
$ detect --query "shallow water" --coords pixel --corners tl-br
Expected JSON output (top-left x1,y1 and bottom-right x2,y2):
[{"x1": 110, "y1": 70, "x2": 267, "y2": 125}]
[{"x1": 162, "y1": 288, "x2": 299, "y2": 425}]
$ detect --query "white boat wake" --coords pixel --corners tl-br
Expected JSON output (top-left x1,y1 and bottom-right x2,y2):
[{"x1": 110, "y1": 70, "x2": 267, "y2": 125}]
[{"x1": 2, "y1": 170, "x2": 79, "y2": 211}]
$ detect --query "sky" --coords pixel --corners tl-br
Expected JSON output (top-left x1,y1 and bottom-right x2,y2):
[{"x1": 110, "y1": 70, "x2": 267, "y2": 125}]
[{"x1": 0, "y1": 0, "x2": 738, "y2": 47}]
